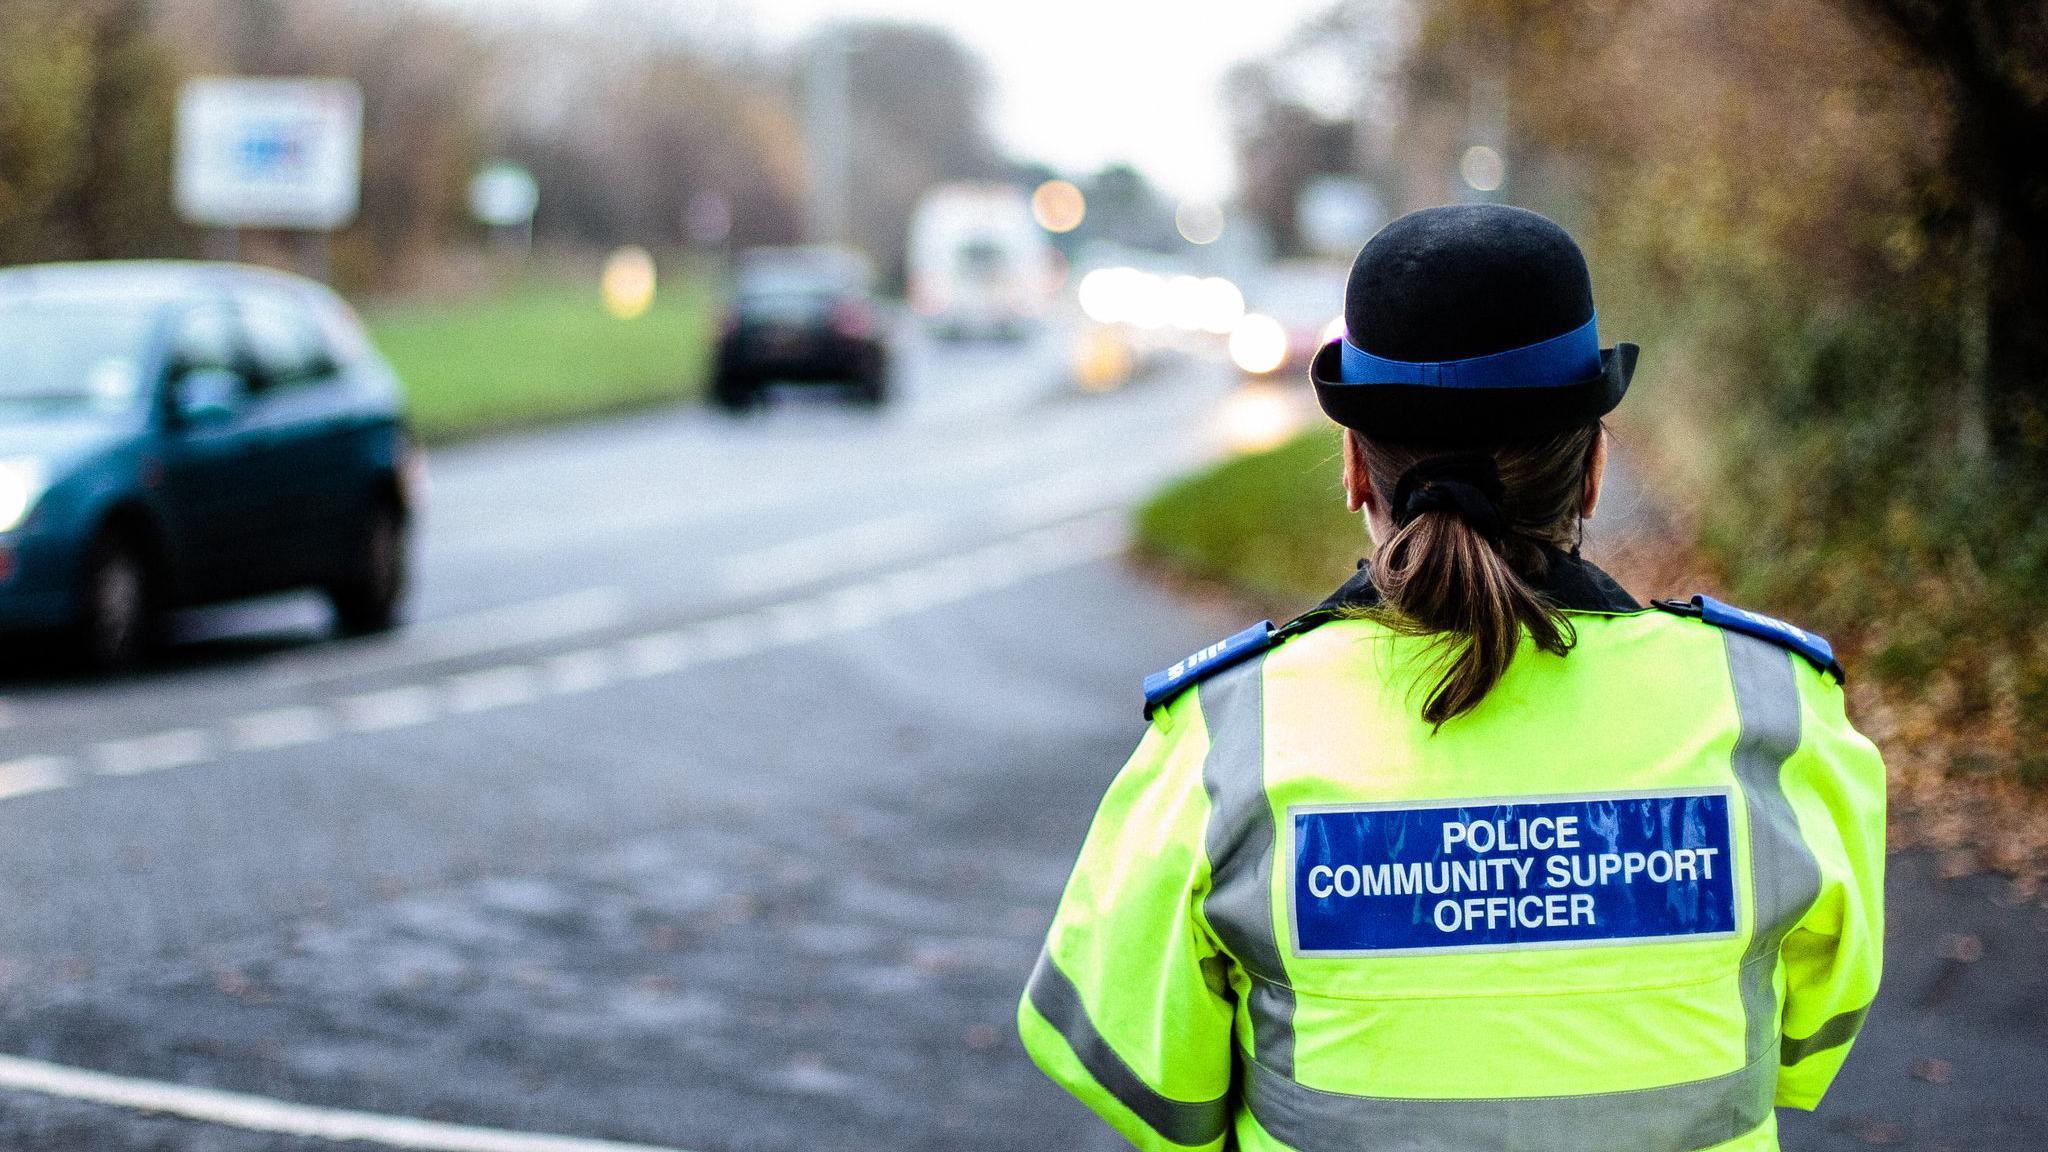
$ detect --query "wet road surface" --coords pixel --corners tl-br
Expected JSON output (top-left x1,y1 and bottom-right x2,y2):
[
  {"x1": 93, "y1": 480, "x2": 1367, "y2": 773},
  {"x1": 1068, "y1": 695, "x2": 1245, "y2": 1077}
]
[{"x1": 0, "y1": 325, "x2": 2033, "y2": 1151}]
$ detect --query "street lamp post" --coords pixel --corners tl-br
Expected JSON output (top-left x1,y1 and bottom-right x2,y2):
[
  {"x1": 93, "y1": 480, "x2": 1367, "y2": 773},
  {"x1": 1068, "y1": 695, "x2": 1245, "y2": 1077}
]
[{"x1": 805, "y1": 34, "x2": 852, "y2": 246}]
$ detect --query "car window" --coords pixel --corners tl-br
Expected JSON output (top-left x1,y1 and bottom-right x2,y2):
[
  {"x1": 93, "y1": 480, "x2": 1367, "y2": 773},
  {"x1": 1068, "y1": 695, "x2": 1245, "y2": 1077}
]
[
  {"x1": 169, "y1": 302, "x2": 241, "y2": 374},
  {"x1": 0, "y1": 294, "x2": 160, "y2": 414},
  {"x1": 737, "y1": 249, "x2": 872, "y2": 297},
  {"x1": 737, "y1": 290, "x2": 835, "y2": 321},
  {"x1": 237, "y1": 287, "x2": 334, "y2": 389}
]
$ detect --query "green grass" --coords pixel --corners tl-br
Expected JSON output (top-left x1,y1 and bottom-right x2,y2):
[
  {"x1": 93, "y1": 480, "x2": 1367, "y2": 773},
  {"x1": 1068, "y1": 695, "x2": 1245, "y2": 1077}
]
[
  {"x1": 364, "y1": 270, "x2": 714, "y2": 444},
  {"x1": 1134, "y1": 427, "x2": 1367, "y2": 610}
]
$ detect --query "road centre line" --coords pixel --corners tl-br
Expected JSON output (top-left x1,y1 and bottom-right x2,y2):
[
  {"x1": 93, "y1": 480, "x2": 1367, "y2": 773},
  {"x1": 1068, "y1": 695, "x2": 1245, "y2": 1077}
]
[
  {"x1": 0, "y1": 512, "x2": 1128, "y2": 803},
  {"x1": 714, "y1": 511, "x2": 939, "y2": 598},
  {"x1": 246, "y1": 454, "x2": 1147, "y2": 697},
  {"x1": 94, "y1": 729, "x2": 213, "y2": 776},
  {"x1": 425, "y1": 401, "x2": 1072, "y2": 564},
  {"x1": 541, "y1": 648, "x2": 614, "y2": 695},
  {"x1": 266, "y1": 587, "x2": 633, "y2": 690},
  {"x1": 338, "y1": 685, "x2": 443, "y2": 733},
  {"x1": 444, "y1": 664, "x2": 542, "y2": 714},
  {"x1": 0, "y1": 754, "x2": 69, "y2": 800},
  {"x1": 0, "y1": 1050, "x2": 695, "y2": 1152},
  {"x1": 230, "y1": 705, "x2": 335, "y2": 751}
]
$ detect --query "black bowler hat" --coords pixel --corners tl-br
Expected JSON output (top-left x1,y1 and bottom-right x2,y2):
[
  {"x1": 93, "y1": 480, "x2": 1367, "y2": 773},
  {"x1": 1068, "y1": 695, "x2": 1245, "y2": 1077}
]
[{"x1": 1308, "y1": 204, "x2": 1636, "y2": 443}]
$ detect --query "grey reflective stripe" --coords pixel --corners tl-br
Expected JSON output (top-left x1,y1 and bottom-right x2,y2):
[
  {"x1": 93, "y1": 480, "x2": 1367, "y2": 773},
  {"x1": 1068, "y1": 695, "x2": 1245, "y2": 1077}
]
[
  {"x1": 1245, "y1": 978, "x2": 1295, "y2": 1075},
  {"x1": 1026, "y1": 949, "x2": 1231, "y2": 1147},
  {"x1": 1241, "y1": 1046, "x2": 1776, "y2": 1152},
  {"x1": 1195, "y1": 657, "x2": 1296, "y2": 1076},
  {"x1": 1781, "y1": 1003, "x2": 1870, "y2": 1066},
  {"x1": 1723, "y1": 630, "x2": 1823, "y2": 1065}
]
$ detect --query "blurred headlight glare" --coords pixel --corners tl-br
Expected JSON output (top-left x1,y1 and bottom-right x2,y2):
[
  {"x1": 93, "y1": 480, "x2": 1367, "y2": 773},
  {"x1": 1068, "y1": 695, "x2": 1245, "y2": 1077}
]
[
  {"x1": 0, "y1": 458, "x2": 49, "y2": 533},
  {"x1": 1198, "y1": 277, "x2": 1245, "y2": 335},
  {"x1": 1229, "y1": 314, "x2": 1289, "y2": 375},
  {"x1": 1165, "y1": 275, "x2": 1208, "y2": 332}
]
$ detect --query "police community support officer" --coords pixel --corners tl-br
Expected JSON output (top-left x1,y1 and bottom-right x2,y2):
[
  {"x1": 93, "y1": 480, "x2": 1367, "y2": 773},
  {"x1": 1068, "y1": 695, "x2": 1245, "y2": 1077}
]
[{"x1": 1018, "y1": 204, "x2": 1885, "y2": 1152}]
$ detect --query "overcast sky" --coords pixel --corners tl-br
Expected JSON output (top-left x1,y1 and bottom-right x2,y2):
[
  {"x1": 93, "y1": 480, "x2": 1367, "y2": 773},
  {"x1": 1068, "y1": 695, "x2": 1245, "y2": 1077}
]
[
  {"x1": 441, "y1": 0, "x2": 1339, "y2": 197},
  {"x1": 737, "y1": 0, "x2": 1333, "y2": 200}
]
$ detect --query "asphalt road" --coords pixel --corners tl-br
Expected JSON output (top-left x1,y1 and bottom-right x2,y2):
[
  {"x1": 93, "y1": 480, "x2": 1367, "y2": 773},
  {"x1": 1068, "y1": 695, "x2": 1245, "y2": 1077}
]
[{"x1": 0, "y1": 324, "x2": 2034, "y2": 1151}]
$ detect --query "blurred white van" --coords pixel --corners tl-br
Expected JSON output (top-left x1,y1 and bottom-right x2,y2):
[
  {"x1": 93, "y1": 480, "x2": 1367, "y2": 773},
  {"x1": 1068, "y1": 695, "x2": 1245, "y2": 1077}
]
[{"x1": 907, "y1": 184, "x2": 1057, "y2": 341}]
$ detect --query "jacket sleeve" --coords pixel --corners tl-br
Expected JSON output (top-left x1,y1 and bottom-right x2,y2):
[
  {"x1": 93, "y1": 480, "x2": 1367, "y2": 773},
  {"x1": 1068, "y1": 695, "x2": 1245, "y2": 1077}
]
[
  {"x1": 1018, "y1": 693, "x2": 1237, "y2": 1150},
  {"x1": 1774, "y1": 668, "x2": 1887, "y2": 1109}
]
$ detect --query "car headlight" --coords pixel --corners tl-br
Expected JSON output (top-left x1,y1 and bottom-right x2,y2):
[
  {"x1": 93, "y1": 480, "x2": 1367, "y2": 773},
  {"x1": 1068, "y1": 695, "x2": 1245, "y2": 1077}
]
[{"x1": 0, "y1": 458, "x2": 50, "y2": 533}]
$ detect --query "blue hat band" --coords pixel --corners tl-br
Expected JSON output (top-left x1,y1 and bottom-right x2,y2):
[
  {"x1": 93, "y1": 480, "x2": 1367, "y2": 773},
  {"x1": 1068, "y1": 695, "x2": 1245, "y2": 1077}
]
[{"x1": 1338, "y1": 314, "x2": 1602, "y2": 390}]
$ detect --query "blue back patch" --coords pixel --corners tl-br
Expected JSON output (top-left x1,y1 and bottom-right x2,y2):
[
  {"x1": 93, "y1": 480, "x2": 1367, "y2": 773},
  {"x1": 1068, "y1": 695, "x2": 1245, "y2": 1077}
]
[
  {"x1": 1289, "y1": 789, "x2": 1738, "y2": 956},
  {"x1": 1691, "y1": 595, "x2": 1843, "y2": 680},
  {"x1": 1142, "y1": 621, "x2": 1274, "y2": 716}
]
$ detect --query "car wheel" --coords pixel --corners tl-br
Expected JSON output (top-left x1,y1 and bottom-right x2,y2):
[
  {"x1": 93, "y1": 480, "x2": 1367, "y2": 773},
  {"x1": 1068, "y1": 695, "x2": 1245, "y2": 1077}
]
[
  {"x1": 328, "y1": 499, "x2": 407, "y2": 636},
  {"x1": 73, "y1": 530, "x2": 152, "y2": 674},
  {"x1": 711, "y1": 374, "x2": 757, "y2": 412},
  {"x1": 854, "y1": 371, "x2": 888, "y2": 407}
]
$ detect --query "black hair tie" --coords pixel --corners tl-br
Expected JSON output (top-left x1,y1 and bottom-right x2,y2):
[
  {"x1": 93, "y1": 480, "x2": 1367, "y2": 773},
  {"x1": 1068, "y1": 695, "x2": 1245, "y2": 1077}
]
[{"x1": 1391, "y1": 453, "x2": 1508, "y2": 541}]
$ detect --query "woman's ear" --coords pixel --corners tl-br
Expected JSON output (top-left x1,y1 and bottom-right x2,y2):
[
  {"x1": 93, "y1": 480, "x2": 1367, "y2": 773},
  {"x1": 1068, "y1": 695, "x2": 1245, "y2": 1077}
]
[
  {"x1": 1582, "y1": 426, "x2": 1609, "y2": 519},
  {"x1": 1342, "y1": 429, "x2": 1373, "y2": 515}
]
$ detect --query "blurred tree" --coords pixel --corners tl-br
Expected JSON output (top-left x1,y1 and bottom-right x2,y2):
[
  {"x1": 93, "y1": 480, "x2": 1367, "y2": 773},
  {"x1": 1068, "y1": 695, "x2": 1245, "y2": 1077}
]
[
  {"x1": 0, "y1": 0, "x2": 968, "y2": 296},
  {"x1": 0, "y1": 0, "x2": 179, "y2": 263},
  {"x1": 1366, "y1": 0, "x2": 2048, "y2": 789},
  {"x1": 51, "y1": 0, "x2": 180, "y2": 259},
  {"x1": 808, "y1": 20, "x2": 1003, "y2": 280},
  {"x1": 485, "y1": 16, "x2": 807, "y2": 257},
  {"x1": 1223, "y1": 60, "x2": 1357, "y2": 257},
  {"x1": 1850, "y1": 0, "x2": 2048, "y2": 454},
  {"x1": 1079, "y1": 163, "x2": 1176, "y2": 251}
]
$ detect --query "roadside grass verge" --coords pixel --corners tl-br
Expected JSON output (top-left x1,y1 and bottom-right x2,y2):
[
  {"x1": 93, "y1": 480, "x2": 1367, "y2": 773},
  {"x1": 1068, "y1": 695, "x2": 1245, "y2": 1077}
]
[
  {"x1": 1134, "y1": 410, "x2": 2048, "y2": 889},
  {"x1": 1133, "y1": 427, "x2": 1364, "y2": 613},
  {"x1": 1131, "y1": 422, "x2": 1704, "y2": 617},
  {"x1": 364, "y1": 269, "x2": 714, "y2": 444}
]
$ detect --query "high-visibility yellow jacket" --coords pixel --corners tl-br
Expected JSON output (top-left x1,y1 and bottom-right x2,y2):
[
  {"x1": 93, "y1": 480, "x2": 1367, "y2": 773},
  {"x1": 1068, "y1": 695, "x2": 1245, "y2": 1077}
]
[{"x1": 1019, "y1": 557, "x2": 1885, "y2": 1152}]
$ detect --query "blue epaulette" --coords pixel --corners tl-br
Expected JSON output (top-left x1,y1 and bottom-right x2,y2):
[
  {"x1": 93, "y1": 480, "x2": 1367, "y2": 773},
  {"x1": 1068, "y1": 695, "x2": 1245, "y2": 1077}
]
[
  {"x1": 1142, "y1": 621, "x2": 1275, "y2": 717},
  {"x1": 1656, "y1": 594, "x2": 1844, "y2": 682}
]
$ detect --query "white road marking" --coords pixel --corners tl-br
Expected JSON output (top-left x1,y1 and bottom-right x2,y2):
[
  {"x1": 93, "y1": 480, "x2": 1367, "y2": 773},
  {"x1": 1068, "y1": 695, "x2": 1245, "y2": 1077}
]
[
  {"x1": 230, "y1": 706, "x2": 336, "y2": 752},
  {"x1": 715, "y1": 512, "x2": 938, "y2": 597},
  {"x1": 761, "y1": 602, "x2": 826, "y2": 646},
  {"x1": 94, "y1": 729, "x2": 213, "y2": 776},
  {"x1": 0, "y1": 755, "x2": 69, "y2": 799},
  {"x1": 338, "y1": 686, "x2": 441, "y2": 733},
  {"x1": 271, "y1": 587, "x2": 632, "y2": 688},
  {"x1": 618, "y1": 630, "x2": 691, "y2": 679},
  {"x1": 444, "y1": 665, "x2": 541, "y2": 715},
  {"x1": 816, "y1": 582, "x2": 889, "y2": 633},
  {"x1": 542, "y1": 648, "x2": 613, "y2": 696},
  {"x1": 0, "y1": 1050, "x2": 695, "y2": 1152},
  {"x1": 0, "y1": 510, "x2": 1130, "y2": 802},
  {"x1": 687, "y1": 617, "x2": 763, "y2": 662},
  {"x1": 990, "y1": 467, "x2": 1114, "y2": 528}
]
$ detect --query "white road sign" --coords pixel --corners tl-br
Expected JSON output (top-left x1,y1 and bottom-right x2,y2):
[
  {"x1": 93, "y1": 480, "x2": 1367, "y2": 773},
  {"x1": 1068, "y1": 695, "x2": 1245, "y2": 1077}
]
[
  {"x1": 175, "y1": 77, "x2": 363, "y2": 230},
  {"x1": 469, "y1": 163, "x2": 539, "y2": 228}
]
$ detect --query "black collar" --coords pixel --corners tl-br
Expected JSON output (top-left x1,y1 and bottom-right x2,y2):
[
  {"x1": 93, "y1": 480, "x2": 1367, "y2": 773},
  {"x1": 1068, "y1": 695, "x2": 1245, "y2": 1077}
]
[{"x1": 1283, "y1": 546, "x2": 1639, "y2": 636}]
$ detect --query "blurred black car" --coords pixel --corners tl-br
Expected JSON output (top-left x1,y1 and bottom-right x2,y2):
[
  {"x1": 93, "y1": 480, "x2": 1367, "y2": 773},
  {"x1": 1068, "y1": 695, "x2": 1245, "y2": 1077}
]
[{"x1": 712, "y1": 247, "x2": 889, "y2": 410}]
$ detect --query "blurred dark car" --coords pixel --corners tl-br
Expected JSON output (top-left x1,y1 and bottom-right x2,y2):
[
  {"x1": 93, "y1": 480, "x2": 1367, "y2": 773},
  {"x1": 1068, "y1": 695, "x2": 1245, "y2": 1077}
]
[
  {"x1": 712, "y1": 247, "x2": 889, "y2": 410},
  {"x1": 0, "y1": 261, "x2": 418, "y2": 671}
]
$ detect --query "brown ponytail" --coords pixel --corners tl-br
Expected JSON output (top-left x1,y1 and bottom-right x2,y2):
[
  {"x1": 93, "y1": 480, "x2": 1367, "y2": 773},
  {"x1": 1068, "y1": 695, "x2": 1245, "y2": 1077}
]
[{"x1": 1353, "y1": 423, "x2": 1603, "y2": 727}]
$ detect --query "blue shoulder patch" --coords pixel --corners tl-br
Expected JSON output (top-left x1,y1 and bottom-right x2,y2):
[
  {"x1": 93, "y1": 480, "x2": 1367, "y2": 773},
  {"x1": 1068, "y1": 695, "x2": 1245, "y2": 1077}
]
[
  {"x1": 1667, "y1": 594, "x2": 1844, "y2": 681},
  {"x1": 1143, "y1": 621, "x2": 1275, "y2": 716}
]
